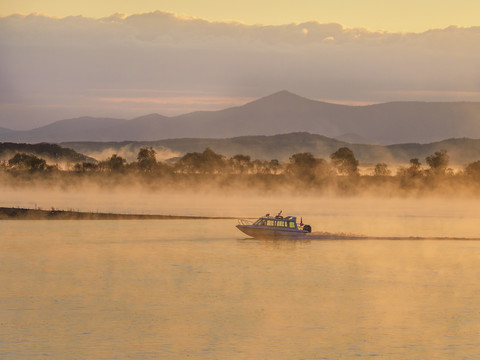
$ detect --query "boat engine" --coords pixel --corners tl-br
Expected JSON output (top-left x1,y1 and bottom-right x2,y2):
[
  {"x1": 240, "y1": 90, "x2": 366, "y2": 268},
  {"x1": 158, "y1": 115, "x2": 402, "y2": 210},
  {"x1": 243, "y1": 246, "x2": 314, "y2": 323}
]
[{"x1": 303, "y1": 224, "x2": 312, "y2": 233}]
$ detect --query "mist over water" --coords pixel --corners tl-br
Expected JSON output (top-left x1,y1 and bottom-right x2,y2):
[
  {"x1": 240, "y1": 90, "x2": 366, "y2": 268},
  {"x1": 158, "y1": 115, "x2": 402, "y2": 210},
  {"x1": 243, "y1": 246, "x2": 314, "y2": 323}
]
[
  {"x1": 2, "y1": 219, "x2": 480, "y2": 359},
  {"x1": 2, "y1": 183, "x2": 480, "y2": 359},
  {"x1": 2, "y1": 187, "x2": 480, "y2": 238}
]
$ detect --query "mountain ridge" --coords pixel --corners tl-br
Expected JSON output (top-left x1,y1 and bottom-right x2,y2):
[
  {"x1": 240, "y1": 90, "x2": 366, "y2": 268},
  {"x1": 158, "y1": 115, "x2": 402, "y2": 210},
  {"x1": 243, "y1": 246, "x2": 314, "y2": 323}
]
[
  {"x1": 62, "y1": 132, "x2": 480, "y2": 165},
  {"x1": 1, "y1": 91, "x2": 480, "y2": 144}
]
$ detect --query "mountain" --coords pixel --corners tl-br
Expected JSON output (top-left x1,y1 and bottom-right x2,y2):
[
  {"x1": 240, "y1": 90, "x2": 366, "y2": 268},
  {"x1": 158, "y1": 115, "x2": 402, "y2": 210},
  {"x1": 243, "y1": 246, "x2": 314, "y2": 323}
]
[
  {"x1": 0, "y1": 126, "x2": 14, "y2": 134},
  {"x1": 0, "y1": 117, "x2": 127, "y2": 143},
  {"x1": 1, "y1": 91, "x2": 480, "y2": 144},
  {"x1": 335, "y1": 133, "x2": 373, "y2": 144},
  {"x1": 63, "y1": 132, "x2": 480, "y2": 165},
  {"x1": 0, "y1": 142, "x2": 96, "y2": 163}
]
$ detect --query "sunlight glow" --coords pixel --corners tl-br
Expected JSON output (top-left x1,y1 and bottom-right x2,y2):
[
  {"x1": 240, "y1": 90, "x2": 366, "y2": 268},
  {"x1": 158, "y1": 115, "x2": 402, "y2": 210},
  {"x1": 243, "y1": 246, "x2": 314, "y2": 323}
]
[{"x1": 1, "y1": 0, "x2": 479, "y2": 32}]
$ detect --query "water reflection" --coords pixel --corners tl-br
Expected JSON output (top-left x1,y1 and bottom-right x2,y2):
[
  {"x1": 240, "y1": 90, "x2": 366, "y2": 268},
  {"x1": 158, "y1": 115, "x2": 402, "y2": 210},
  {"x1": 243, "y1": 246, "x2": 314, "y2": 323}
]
[
  {"x1": 238, "y1": 238, "x2": 312, "y2": 250},
  {"x1": 1, "y1": 219, "x2": 480, "y2": 359}
]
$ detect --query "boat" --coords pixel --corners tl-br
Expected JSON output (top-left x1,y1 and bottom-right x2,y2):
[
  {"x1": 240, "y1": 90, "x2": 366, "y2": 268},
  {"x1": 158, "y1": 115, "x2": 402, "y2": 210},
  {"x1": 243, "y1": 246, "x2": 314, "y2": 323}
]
[{"x1": 236, "y1": 211, "x2": 312, "y2": 239}]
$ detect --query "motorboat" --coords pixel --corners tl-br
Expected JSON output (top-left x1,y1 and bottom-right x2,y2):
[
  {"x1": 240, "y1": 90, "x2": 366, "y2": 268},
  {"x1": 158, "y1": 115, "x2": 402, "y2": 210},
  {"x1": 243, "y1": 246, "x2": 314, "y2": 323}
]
[{"x1": 236, "y1": 211, "x2": 311, "y2": 239}]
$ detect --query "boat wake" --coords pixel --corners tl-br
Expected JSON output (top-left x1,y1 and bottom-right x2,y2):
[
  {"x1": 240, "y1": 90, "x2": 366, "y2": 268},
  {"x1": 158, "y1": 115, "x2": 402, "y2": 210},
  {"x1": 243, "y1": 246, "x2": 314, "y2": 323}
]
[{"x1": 307, "y1": 232, "x2": 480, "y2": 241}]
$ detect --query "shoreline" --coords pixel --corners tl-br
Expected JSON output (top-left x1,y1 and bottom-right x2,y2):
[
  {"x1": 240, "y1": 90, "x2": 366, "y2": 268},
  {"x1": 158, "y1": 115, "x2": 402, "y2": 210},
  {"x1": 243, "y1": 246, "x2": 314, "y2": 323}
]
[{"x1": 0, "y1": 207, "x2": 238, "y2": 220}]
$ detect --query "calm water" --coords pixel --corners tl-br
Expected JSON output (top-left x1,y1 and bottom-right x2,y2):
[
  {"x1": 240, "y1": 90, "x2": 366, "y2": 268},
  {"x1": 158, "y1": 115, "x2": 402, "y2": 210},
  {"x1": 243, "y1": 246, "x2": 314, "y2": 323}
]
[{"x1": 1, "y1": 217, "x2": 480, "y2": 359}]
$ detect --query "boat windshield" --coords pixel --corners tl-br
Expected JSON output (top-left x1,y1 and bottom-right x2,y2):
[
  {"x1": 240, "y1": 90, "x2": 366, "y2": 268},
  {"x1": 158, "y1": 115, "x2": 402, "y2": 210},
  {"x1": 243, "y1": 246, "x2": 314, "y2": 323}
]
[{"x1": 253, "y1": 218, "x2": 266, "y2": 226}]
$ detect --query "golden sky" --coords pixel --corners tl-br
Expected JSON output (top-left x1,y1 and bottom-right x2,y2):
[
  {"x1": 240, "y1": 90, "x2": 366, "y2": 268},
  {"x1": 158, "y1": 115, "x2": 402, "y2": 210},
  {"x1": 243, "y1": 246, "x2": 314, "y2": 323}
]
[{"x1": 2, "y1": 0, "x2": 479, "y2": 32}]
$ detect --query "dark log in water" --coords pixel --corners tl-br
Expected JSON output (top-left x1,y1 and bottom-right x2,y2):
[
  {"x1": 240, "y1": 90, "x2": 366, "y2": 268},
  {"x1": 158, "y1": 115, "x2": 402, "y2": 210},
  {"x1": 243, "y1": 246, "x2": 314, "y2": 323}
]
[{"x1": 0, "y1": 207, "x2": 237, "y2": 220}]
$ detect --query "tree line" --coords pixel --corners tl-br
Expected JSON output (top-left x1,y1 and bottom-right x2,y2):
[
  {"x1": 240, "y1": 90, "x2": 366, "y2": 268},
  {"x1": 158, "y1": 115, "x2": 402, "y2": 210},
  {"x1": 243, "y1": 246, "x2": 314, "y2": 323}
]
[{"x1": 3, "y1": 146, "x2": 480, "y2": 194}]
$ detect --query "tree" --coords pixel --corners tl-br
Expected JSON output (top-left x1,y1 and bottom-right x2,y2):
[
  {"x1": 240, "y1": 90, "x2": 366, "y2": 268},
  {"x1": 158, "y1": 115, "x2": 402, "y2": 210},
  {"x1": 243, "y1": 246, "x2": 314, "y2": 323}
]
[
  {"x1": 267, "y1": 159, "x2": 281, "y2": 175},
  {"x1": 409, "y1": 158, "x2": 421, "y2": 169},
  {"x1": 176, "y1": 148, "x2": 226, "y2": 174},
  {"x1": 407, "y1": 158, "x2": 423, "y2": 177},
  {"x1": 184, "y1": 147, "x2": 226, "y2": 174},
  {"x1": 176, "y1": 152, "x2": 202, "y2": 174},
  {"x1": 465, "y1": 160, "x2": 480, "y2": 181},
  {"x1": 397, "y1": 158, "x2": 423, "y2": 178},
  {"x1": 374, "y1": 163, "x2": 391, "y2": 176},
  {"x1": 330, "y1": 147, "x2": 359, "y2": 176},
  {"x1": 73, "y1": 162, "x2": 98, "y2": 172},
  {"x1": 137, "y1": 147, "x2": 157, "y2": 172},
  {"x1": 425, "y1": 149, "x2": 449, "y2": 175},
  {"x1": 201, "y1": 148, "x2": 226, "y2": 174},
  {"x1": 231, "y1": 154, "x2": 252, "y2": 174},
  {"x1": 8, "y1": 153, "x2": 48, "y2": 171},
  {"x1": 100, "y1": 154, "x2": 126, "y2": 171},
  {"x1": 287, "y1": 152, "x2": 318, "y2": 181}
]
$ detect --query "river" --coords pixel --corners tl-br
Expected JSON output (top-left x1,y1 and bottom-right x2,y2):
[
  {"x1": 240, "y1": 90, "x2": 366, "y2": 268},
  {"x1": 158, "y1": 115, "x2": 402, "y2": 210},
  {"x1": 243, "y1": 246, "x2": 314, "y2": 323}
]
[{"x1": 1, "y1": 194, "x2": 480, "y2": 359}]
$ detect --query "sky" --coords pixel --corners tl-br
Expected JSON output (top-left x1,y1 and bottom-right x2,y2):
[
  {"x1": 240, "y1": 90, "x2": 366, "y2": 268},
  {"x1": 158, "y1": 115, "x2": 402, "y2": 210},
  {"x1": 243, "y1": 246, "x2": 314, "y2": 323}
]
[
  {"x1": 1, "y1": 1, "x2": 480, "y2": 129},
  {"x1": 3, "y1": 0, "x2": 480, "y2": 32}
]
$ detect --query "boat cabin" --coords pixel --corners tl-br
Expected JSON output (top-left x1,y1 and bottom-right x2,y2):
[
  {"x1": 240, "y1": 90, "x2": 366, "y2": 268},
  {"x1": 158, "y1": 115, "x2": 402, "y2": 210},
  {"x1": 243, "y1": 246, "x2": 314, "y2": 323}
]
[{"x1": 252, "y1": 215, "x2": 299, "y2": 229}]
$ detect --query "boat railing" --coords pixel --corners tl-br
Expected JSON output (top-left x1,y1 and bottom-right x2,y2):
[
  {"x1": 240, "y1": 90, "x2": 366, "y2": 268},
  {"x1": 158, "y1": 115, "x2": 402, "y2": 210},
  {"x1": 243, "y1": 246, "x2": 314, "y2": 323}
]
[{"x1": 238, "y1": 219, "x2": 252, "y2": 225}]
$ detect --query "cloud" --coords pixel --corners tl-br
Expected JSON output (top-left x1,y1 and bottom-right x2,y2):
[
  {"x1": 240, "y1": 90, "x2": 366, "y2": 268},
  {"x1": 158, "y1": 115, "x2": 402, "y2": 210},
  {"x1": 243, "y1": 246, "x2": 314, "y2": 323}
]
[{"x1": 1, "y1": 11, "x2": 480, "y2": 129}]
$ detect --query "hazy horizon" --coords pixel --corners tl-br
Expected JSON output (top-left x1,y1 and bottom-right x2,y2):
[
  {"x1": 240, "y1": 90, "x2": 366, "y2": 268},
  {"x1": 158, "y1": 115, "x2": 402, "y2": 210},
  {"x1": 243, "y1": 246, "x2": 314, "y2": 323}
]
[
  {"x1": 1, "y1": 8, "x2": 480, "y2": 130},
  {"x1": 3, "y1": 89, "x2": 480, "y2": 132}
]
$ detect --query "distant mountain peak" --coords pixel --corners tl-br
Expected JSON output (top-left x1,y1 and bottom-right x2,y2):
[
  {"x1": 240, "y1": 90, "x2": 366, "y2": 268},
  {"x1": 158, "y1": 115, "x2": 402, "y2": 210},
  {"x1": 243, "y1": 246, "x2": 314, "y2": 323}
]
[
  {"x1": 270, "y1": 90, "x2": 297, "y2": 96},
  {"x1": 260, "y1": 90, "x2": 310, "y2": 101},
  {"x1": 130, "y1": 113, "x2": 169, "y2": 121},
  {"x1": 245, "y1": 90, "x2": 319, "y2": 109}
]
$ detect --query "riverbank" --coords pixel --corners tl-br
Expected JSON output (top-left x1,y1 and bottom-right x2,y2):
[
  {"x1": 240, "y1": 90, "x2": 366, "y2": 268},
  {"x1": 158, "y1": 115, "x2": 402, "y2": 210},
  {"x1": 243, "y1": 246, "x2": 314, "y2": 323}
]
[{"x1": 0, "y1": 207, "x2": 237, "y2": 220}]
